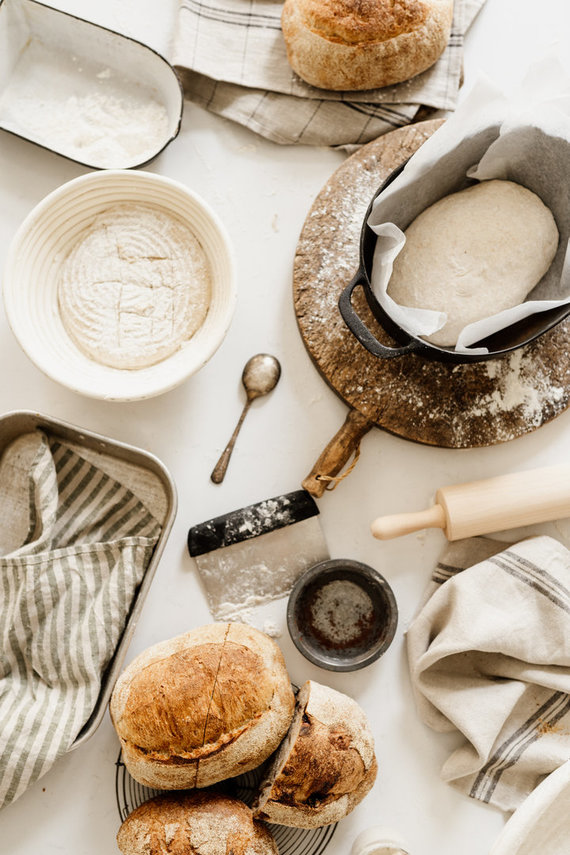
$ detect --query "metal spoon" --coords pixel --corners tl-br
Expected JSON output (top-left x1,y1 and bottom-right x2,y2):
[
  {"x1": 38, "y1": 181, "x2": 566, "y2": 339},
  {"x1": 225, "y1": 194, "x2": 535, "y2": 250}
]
[{"x1": 210, "y1": 353, "x2": 282, "y2": 484}]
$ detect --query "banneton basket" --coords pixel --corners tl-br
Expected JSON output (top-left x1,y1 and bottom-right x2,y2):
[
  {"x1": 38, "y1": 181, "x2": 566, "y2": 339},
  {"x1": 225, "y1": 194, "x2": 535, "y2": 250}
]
[{"x1": 3, "y1": 170, "x2": 237, "y2": 401}]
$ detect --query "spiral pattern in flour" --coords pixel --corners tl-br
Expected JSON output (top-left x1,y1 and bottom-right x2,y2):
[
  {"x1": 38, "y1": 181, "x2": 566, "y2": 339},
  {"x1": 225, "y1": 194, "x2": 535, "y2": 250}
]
[{"x1": 58, "y1": 202, "x2": 211, "y2": 369}]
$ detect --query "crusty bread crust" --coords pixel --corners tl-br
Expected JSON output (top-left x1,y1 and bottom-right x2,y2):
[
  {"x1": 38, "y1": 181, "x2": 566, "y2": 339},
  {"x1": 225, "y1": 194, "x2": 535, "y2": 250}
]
[
  {"x1": 253, "y1": 680, "x2": 377, "y2": 828},
  {"x1": 110, "y1": 622, "x2": 295, "y2": 790},
  {"x1": 117, "y1": 791, "x2": 278, "y2": 855},
  {"x1": 281, "y1": 0, "x2": 453, "y2": 90}
]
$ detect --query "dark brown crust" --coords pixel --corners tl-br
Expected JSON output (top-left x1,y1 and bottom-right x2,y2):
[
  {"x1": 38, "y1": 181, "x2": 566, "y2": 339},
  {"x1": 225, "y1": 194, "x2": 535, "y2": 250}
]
[
  {"x1": 299, "y1": 0, "x2": 428, "y2": 44},
  {"x1": 252, "y1": 681, "x2": 377, "y2": 827},
  {"x1": 120, "y1": 642, "x2": 223, "y2": 753},
  {"x1": 203, "y1": 642, "x2": 274, "y2": 746},
  {"x1": 267, "y1": 712, "x2": 366, "y2": 806},
  {"x1": 110, "y1": 623, "x2": 295, "y2": 789},
  {"x1": 117, "y1": 792, "x2": 277, "y2": 855}
]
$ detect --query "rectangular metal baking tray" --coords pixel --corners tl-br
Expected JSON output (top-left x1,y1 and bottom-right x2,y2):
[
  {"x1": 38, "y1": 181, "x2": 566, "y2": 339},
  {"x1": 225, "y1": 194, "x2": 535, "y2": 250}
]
[
  {"x1": 0, "y1": 0, "x2": 183, "y2": 169},
  {"x1": 0, "y1": 409, "x2": 177, "y2": 749}
]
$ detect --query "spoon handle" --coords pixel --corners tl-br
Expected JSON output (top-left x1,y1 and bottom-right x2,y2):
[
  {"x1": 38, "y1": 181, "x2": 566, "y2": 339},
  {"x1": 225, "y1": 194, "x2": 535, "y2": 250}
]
[{"x1": 210, "y1": 399, "x2": 252, "y2": 484}]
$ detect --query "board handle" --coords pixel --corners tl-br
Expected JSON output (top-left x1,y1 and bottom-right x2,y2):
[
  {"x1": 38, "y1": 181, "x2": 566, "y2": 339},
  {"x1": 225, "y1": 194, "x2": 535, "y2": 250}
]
[
  {"x1": 302, "y1": 408, "x2": 374, "y2": 498},
  {"x1": 371, "y1": 505, "x2": 446, "y2": 539}
]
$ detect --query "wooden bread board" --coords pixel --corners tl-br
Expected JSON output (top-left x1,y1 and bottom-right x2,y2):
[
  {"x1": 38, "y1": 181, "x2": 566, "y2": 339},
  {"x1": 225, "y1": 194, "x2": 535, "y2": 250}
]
[{"x1": 293, "y1": 120, "x2": 570, "y2": 497}]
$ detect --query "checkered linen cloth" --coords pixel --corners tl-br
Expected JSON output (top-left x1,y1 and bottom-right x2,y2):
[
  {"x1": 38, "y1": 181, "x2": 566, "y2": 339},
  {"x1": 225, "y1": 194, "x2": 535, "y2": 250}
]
[
  {"x1": 171, "y1": 0, "x2": 486, "y2": 146},
  {"x1": 407, "y1": 533, "x2": 570, "y2": 812}
]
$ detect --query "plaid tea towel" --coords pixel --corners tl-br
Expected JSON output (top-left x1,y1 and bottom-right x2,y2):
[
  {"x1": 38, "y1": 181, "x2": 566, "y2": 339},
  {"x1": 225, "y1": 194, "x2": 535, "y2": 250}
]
[
  {"x1": 407, "y1": 534, "x2": 570, "y2": 812},
  {"x1": 171, "y1": 0, "x2": 486, "y2": 146},
  {"x1": 0, "y1": 432, "x2": 161, "y2": 808}
]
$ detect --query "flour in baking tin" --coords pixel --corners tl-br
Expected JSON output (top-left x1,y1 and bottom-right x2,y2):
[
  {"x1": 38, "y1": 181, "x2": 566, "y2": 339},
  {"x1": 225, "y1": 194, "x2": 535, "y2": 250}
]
[
  {"x1": 58, "y1": 203, "x2": 211, "y2": 370},
  {"x1": 0, "y1": 40, "x2": 170, "y2": 167}
]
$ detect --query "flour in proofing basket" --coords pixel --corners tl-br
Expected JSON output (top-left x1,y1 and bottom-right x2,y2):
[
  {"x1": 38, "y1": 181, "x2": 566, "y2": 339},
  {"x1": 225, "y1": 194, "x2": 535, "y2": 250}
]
[{"x1": 58, "y1": 203, "x2": 211, "y2": 369}]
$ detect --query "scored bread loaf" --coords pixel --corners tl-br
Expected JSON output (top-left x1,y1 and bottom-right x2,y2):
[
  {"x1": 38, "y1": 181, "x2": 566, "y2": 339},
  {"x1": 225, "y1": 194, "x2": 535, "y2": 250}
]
[
  {"x1": 110, "y1": 622, "x2": 295, "y2": 790},
  {"x1": 117, "y1": 791, "x2": 278, "y2": 855},
  {"x1": 281, "y1": 0, "x2": 454, "y2": 91},
  {"x1": 253, "y1": 680, "x2": 377, "y2": 827}
]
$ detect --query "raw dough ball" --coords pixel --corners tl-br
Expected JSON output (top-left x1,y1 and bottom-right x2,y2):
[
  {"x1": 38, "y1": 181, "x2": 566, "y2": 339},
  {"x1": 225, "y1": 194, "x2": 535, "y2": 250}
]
[
  {"x1": 58, "y1": 203, "x2": 211, "y2": 369},
  {"x1": 387, "y1": 179, "x2": 559, "y2": 346}
]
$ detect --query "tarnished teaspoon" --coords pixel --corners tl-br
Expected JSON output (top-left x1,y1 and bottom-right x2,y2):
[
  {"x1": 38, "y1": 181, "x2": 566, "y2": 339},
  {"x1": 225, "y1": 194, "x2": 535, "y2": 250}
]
[{"x1": 210, "y1": 353, "x2": 281, "y2": 484}]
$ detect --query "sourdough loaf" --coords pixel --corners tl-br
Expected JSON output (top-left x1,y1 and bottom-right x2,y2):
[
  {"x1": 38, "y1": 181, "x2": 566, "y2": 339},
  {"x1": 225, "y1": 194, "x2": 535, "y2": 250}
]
[
  {"x1": 253, "y1": 680, "x2": 377, "y2": 827},
  {"x1": 110, "y1": 622, "x2": 295, "y2": 789},
  {"x1": 281, "y1": 0, "x2": 454, "y2": 91},
  {"x1": 117, "y1": 791, "x2": 277, "y2": 855}
]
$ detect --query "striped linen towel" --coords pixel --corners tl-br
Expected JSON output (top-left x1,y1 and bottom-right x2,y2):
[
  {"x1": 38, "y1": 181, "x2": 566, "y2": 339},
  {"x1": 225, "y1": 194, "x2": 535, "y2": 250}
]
[
  {"x1": 171, "y1": 0, "x2": 486, "y2": 146},
  {"x1": 406, "y1": 534, "x2": 570, "y2": 812},
  {"x1": 0, "y1": 432, "x2": 161, "y2": 809}
]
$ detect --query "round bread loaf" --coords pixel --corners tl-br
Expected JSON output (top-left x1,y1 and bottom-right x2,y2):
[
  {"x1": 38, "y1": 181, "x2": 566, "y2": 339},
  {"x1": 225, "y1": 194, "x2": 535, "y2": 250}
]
[
  {"x1": 117, "y1": 791, "x2": 278, "y2": 855},
  {"x1": 281, "y1": 0, "x2": 453, "y2": 91},
  {"x1": 386, "y1": 179, "x2": 559, "y2": 346},
  {"x1": 253, "y1": 680, "x2": 377, "y2": 828},
  {"x1": 110, "y1": 622, "x2": 295, "y2": 790}
]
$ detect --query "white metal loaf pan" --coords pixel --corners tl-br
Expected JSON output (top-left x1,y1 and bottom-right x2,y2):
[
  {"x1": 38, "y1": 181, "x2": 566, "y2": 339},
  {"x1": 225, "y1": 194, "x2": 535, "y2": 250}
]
[
  {"x1": 0, "y1": 0, "x2": 183, "y2": 168},
  {"x1": 0, "y1": 409, "x2": 177, "y2": 749}
]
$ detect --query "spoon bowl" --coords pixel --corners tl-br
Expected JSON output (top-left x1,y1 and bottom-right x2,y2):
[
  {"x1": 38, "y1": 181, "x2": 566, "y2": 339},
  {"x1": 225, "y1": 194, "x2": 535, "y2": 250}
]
[{"x1": 242, "y1": 354, "x2": 281, "y2": 400}]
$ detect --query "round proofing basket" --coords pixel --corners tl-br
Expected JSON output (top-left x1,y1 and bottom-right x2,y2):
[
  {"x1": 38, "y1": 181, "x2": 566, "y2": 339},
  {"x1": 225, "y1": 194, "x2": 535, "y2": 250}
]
[{"x1": 3, "y1": 171, "x2": 236, "y2": 401}]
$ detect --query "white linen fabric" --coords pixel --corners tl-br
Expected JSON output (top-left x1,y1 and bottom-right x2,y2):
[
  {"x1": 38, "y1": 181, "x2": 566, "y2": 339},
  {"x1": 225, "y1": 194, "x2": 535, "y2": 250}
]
[
  {"x1": 171, "y1": 0, "x2": 486, "y2": 146},
  {"x1": 0, "y1": 432, "x2": 161, "y2": 809},
  {"x1": 407, "y1": 534, "x2": 570, "y2": 812}
]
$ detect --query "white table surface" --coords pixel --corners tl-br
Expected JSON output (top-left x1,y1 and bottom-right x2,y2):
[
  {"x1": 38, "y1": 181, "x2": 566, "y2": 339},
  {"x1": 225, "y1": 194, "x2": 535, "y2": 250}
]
[{"x1": 1, "y1": 1, "x2": 570, "y2": 853}]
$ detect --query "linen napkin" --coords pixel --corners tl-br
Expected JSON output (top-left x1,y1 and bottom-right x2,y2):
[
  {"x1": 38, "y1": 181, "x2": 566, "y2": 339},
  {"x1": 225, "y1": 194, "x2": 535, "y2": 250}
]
[
  {"x1": 0, "y1": 432, "x2": 161, "y2": 809},
  {"x1": 407, "y1": 534, "x2": 570, "y2": 812},
  {"x1": 171, "y1": 0, "x2": 486, "y2": 146}
]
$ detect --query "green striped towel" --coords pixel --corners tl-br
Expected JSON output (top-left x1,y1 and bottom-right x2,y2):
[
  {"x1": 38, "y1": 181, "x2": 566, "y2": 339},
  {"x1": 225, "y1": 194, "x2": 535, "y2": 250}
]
[{"x1": 0, "y1": 431, "x2": 161, "y2": 809}]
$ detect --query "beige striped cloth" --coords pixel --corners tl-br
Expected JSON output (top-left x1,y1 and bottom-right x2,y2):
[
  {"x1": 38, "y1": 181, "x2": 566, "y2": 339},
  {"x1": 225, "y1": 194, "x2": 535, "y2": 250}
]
[
  {"x1": 171, "y1": 0, "x2": 487, "y2": 146},
  {"x1": 407, "y1": 534, "x2": 570, "y2": 812},
  {"x1": 0, "y1": 432, "x2": 161, "y2": 809}
]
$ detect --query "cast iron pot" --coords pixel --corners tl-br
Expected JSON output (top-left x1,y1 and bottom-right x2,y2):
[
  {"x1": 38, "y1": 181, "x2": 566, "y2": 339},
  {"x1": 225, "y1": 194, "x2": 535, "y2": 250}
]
[{"x1": 338, "y1": 164, "x2": 570, "y2": 363}]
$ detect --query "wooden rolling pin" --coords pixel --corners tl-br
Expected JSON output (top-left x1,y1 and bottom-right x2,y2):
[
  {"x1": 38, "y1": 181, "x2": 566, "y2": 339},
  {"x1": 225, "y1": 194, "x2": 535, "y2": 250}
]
[{"x1": 371, "y1": 465, "x2": 570, "y2": 541}]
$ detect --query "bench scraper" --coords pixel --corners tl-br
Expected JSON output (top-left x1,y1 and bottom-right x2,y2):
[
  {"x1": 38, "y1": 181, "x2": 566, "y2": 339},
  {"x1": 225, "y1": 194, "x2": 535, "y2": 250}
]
[{"x1": 188, "y1": 490, "x2": 329, "y2": 622}]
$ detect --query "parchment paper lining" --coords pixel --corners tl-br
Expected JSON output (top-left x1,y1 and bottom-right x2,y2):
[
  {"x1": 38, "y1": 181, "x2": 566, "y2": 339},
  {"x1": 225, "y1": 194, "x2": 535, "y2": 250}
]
[{"x1": 367, "y1": 68, "x2": 570, "y2": 353}]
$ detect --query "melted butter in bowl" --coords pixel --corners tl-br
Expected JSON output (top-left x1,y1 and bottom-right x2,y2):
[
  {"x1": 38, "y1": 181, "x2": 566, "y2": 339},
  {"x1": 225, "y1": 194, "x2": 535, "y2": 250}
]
[{"x1": 287, "y1": 559, "x2": 398, "y2": 671}]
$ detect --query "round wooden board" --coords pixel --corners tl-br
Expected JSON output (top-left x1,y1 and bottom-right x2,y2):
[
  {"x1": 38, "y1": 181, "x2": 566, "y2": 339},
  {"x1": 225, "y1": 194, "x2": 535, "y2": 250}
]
[{"x1": 294, "y1": 120, "x2": 570, "y2": 449}]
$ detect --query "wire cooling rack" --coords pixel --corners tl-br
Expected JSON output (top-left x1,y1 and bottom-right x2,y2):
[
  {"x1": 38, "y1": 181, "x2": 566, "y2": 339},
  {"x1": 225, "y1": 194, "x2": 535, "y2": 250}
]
[{"x1": 115, "y1": 753, "x2": 337, "y2": 855}]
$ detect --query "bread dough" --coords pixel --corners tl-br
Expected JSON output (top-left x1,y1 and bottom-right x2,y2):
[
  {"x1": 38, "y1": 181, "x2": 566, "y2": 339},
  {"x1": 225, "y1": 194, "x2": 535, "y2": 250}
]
[
  {"x1": 387, "y1": 179, "x2": 559, "y2": 346},
  {"x1": 58, "y1": 203, "x2": 211, "y2": 369}
]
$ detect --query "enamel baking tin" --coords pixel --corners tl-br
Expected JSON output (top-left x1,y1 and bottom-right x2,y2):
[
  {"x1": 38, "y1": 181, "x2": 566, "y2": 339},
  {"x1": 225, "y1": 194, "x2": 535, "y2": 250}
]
[
  {"x1": 0, "y1": 0, "x2": 183, "y2": 169},
  {"x1": 0, "y1": 410, "x2": 177, "y2": 749},
  {"x1": 3, "y1": 170, "x2": 237, "y2": 401}
]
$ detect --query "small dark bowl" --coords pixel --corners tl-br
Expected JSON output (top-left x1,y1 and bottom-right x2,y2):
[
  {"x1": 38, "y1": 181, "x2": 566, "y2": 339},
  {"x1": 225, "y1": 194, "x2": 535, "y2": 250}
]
[
  {"x1": 338, "y1": 163, "x2": 570, "y2": 364},
  {"x1": 287, "y1": 559, "x2": 398, "y2": 672}
]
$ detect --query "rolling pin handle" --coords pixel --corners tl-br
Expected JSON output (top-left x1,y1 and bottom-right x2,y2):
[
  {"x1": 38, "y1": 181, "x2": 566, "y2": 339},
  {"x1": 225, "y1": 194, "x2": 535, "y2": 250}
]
[{"x1": 371, "y1": 504, "x2": 446, "y2": 540}]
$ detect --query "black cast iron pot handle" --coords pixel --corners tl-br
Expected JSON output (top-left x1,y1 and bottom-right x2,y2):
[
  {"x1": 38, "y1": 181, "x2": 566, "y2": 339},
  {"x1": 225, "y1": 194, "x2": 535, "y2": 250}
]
[{"x1": 339, "y1": 270, "x2": 423, "y2": 359}]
